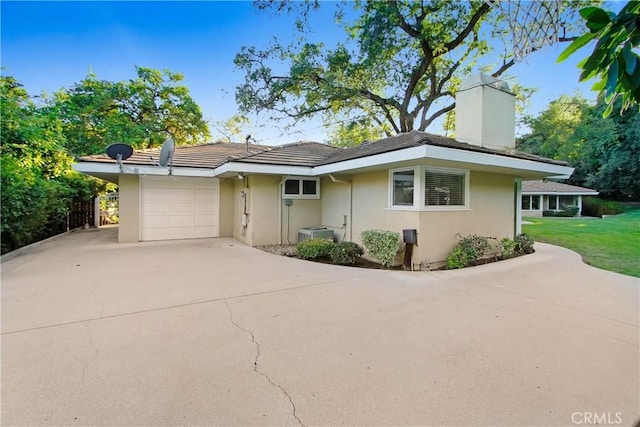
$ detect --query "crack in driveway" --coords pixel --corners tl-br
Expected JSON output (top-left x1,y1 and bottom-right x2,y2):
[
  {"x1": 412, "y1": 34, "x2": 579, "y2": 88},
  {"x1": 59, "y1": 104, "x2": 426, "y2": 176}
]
[
  {"x1": 39, "y1": 319, "x2": 99, "y2": 425},
  {"x1": 225, "y1": 300, "x2": 303, "y2": 427}
]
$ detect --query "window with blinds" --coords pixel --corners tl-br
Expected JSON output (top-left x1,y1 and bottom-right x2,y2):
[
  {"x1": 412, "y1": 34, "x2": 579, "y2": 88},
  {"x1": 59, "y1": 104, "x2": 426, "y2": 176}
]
[{"x1": 425, "y1": 170, "x2": 465, "y2": 207}]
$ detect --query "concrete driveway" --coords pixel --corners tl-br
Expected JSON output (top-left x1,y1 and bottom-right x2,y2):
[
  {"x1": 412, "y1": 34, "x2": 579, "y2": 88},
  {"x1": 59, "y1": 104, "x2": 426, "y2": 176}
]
[{"x1": 2, "y1": 228, "x2": 638, "y2": 426}]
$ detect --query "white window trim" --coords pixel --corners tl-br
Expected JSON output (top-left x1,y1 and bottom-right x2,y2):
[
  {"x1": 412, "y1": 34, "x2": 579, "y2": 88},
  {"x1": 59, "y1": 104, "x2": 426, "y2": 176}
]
[
  {"x1": 389, "y1": 167, "x2": 419, "y2": 210},
  {"x1": 281, "y1": 176, "x2": 320, "y2": 199},
  {"x1": 388, "y1": 166, "x2": 470, "y2": 211}
]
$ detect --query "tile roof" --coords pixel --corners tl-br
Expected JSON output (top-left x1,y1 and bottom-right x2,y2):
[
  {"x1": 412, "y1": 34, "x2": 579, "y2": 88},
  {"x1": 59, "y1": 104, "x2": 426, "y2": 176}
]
[
  {"x1": 230, "y1": 141, "x2": 341, "y2": 166},
  {"x1": 79, "y1": 142, "x2": 268, "y2": 169},
  {"x1": 522, "y1": 180, "x2": 598, "y2": 194},
  {"x1": 78, "y1": 130, "x2": 566, "y2": 170},
  {"x1": 319, "y1": 130, "x2": 567, "y2": 166}
]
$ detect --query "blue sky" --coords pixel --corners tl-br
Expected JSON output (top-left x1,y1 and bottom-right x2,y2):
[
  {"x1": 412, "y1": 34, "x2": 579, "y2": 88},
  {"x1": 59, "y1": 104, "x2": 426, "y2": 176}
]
[{"x1": 1, "y1": 1, "x2": 613, "y2": 145}]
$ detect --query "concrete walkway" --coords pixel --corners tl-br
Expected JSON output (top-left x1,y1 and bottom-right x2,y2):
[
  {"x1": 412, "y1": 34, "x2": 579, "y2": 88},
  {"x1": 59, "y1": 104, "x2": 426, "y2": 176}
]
[{"x1": 2, "y1": 228, "x2": 638, "y2": 426}]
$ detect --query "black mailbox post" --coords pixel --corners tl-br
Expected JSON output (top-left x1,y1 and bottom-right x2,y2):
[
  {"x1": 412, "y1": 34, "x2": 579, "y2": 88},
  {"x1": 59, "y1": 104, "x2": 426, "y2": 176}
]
[{"x1": 402, "y1": 229, "x2": 418, "y2": 270}]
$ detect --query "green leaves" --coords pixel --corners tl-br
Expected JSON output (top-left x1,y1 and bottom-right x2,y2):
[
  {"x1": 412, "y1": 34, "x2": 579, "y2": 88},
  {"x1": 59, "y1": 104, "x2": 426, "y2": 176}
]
[
  {"x1": 558, "y1": 32, "x2": 596, "y2": 62},
  {"x1": 235, "y1": 0, "x2": 532, "y2": 138},
  {"x1": 518, "y1": 94, "x2": 640, "y2": 201},
  {"x1": 56, "y1": 67, "x2": 210, "y2": 155},
  {"x1": 558, "y1": 1, "x2": 640, "y2": 117},
  {"x1": 1, "y1": 75, "x2": 111, "y2": 254}
]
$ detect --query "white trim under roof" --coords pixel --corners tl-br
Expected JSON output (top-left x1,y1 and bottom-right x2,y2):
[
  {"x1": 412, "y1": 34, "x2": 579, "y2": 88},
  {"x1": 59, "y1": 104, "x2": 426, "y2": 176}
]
[
  {"x1": 522, "y1": 190, "x2": 599, "y2": 196},
  {"x1": 74, "y1": 143, "x2": 574, "y2": 181},
  {"x1": 213, "y1": 162, "x2": 314, "y2": 177},
  {"x1": 73, "y1": 162, "x2": 218, "y2": 181},
  {"x1": 313, "y1": 145, "x2": 573, "y2": 178}
]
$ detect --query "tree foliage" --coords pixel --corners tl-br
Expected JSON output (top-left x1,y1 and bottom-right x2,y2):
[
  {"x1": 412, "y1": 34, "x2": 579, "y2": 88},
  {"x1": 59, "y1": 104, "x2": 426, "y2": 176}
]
[
  {"x1": 559, "y1": 1, "x2": 640, "y2": 116},
  {"x1": 518, "y1": 95, "x2": 639, "y2": 200},
  {"x1": 0, "y1": 76, "x2": 103, "y2": 253},
  {"x1": 53, "y1": 67, "x2": 210, "y2": 155},
  {"x1": 235, "y1": 1, "x2": 581, "y2": 145}
]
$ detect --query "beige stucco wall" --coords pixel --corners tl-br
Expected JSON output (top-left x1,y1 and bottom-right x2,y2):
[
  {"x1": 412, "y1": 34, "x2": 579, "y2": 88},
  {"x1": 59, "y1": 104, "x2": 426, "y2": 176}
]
[
  {"x1": 349, "y1": 169, "x2": 420, "y2": 250},
  {"x1": 282, "y1": 198, "x2": 323, "y2": 244},
  {"x1": 222, "y1": 169, "x2": 517, "y2": 266},
  {"x1": 118, "y1": 174, "x2": 140, "y2": 243},
  {"x1": 320, "y1": 178, "x2": 350, "y2": 242},
  {"x1": 231, "y1": 175, "x2": 282, "y2": 247},
  {"x1": 218, "y1": 179, "x2": 234, "y2": 237},
  {"x1": 417, "y1": 171, "x2": 516, "y2": 265},
  {"x1": 522, "y1": 209, "x2": 543, "y2": 218}
]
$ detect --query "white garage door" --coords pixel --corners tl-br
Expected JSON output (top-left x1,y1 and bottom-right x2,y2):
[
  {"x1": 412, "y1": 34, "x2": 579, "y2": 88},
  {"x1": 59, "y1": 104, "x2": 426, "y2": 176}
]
[{"x1": 140, "y1": 176, "x2": 219, "y2": 241}]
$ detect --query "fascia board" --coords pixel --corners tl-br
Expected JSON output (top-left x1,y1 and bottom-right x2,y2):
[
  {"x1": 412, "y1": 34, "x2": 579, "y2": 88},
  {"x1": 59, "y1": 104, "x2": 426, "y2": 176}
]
[
  {"x1": 425, "y1": 145, "x2": 575, "y2": 177},
  {"x1": 73, "y1": 162, "x2": 217, "y2": 178},
  {"x1": 313, "y1": 146, "x2": 427, "y2": 175},
  {"x1": 214, "y1": 162, "x2": 314, "y2": 176},
  {"x1": 522, "y1": 191, "x2": 599, "y2": 196}
]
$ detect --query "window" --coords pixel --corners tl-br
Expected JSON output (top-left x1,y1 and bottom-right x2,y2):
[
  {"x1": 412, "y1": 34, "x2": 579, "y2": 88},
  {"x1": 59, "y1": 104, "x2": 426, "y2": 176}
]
[
  {"x1": 389, "y1": 166, "x2": 469, "y2": 210},
  {"x1": 392, "y1": 169, "x2": 414, "y2": 206},
  {"x1": 531, "y1": 195, "x2": 540, "y2": 210},
  {"x1": 282, "y1": 177, "x2": 320, "y2": 199},
  {"x1": 548, "y1": 196, "x2": 557, "y2": 210},
  {"x1": 559, "y1": 195, "x2": 575, "y2": 209},
  {"x1": 521, "y1": 195, "x2": 540, "y2": 210},
  {"x1": 425, "y1": 169, "x2": 466, "y2": 207}
]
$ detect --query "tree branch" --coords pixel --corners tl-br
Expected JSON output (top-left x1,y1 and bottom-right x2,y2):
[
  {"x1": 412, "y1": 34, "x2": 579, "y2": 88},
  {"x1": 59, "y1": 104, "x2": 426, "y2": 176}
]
[
  {"x1": 420, "y1": 103, "x2": 455, "y2": 130},
  {"x1": 443, "y1": 3, "x2": 490, "y2": 53}
]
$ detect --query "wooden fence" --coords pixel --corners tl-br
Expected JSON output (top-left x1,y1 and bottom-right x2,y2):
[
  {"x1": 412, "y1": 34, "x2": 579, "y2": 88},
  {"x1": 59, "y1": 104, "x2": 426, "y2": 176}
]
[{"x1": 67, "y1": 198, "x2": 96, "y2": 230}]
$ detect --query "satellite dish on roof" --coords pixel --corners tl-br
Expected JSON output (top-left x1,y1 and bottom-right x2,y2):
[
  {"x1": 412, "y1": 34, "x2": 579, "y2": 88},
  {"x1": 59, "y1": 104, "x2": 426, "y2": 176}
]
[
  {"x1": 159, "y1": 137, "x2": 175, "y2": 168},
  {"x1": 106, "y1": 143, "x2": 134, "y2": 161}
]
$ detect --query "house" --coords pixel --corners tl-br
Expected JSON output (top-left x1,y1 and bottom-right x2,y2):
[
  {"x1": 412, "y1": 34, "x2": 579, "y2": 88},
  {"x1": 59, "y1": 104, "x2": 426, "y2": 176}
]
[
  {"x1": 74, "y1": 74, "x2": 574, "y2": 268},
  {"x1": 521, "y1": 180, "x2": 599, "y2": 217}
]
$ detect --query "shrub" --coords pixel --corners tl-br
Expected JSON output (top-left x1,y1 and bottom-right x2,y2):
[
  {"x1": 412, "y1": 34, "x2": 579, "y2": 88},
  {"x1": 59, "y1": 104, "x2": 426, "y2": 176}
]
[
  {"x1": 582, "y1": 197, "x2": 628, "y2": 217},
  {"x1": 330, "y1": 241, "x2": 364, "y2": 265},
  {"x1": 500, "y1": 237, "x2": 517, "y2": 258},
  {"x1": 360, "y1": 229, "x2": 400, "y2": 267},
  {"x1": 514, "y1": 233, "x2": 535, "y2": 254},
  {"x1": 446, "y1": 234, "x2": 491, "y2": 269},
  {"x1": 446, "y1": 246, "x2": 471, "y2": 269},
  {"x1": 296, "y1": 238, "x2": 335, "y2": 259},
  {"x1": 543, "y1": 206, "x2": 579, "y2": 217}
]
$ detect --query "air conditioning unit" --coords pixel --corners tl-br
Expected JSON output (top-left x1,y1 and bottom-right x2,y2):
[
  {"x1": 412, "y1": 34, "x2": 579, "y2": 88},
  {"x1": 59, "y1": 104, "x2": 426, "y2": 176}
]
[{"x1": 297, "y1": 227, "x2": 334, "y2": 242}]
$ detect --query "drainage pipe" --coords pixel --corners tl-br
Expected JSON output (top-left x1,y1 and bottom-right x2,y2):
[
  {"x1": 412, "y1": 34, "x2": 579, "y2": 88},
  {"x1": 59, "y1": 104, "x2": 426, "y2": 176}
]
[
  {"x1": 277, "y1": 175, "x2": 290, "y2": 245},
  {"x1": 328, "y1": 174, "x2": 353, "y2": 242}
]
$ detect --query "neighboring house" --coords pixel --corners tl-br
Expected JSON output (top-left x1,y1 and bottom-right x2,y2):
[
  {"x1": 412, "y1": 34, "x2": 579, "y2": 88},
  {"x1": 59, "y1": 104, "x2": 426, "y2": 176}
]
[
  {"x1": 521, "y1": 180, "x2": 599, "y2": 217},
  {"x1": 74, "y1": 74, "x2": 574, "y2": 268}
]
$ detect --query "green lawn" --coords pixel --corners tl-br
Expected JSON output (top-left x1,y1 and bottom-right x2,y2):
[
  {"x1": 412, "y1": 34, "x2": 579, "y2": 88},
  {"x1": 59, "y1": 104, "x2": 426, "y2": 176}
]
[{"x1": 522, "y1": 209, "x2": 640, "y2": 277}]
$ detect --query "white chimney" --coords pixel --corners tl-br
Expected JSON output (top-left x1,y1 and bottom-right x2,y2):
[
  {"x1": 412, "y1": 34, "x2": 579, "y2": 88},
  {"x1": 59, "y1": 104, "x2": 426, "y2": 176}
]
[{"x1": 455, "y1": 73, "x2": 515, "y2": 150}]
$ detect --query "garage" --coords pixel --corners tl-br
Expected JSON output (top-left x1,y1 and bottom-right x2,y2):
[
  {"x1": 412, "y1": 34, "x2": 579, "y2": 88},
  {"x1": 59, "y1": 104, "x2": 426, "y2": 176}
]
[{"x1": 140, "y1": 176, "x2": 219, "y2": 241}]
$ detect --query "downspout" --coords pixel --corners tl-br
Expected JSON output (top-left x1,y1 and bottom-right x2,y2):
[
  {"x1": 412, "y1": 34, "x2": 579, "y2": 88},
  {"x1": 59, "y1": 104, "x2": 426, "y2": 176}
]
[
  {"x1": 277, "y1": 175, "x2": 289, "y2": 245},
  {"x1": 514, "y1": 179, "x2": 522, "y2": 236},
  {"x1": 329, "y1": 174, "x2": 353, "y2": 241}
]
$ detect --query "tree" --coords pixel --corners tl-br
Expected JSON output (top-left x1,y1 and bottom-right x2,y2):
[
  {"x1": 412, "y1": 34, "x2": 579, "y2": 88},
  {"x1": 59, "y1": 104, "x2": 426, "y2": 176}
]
[
  {"x1": 0, "y1": 76, "x2": 104, "y2": 253},
  {"x1": 53, "y1": 67, "x2": 211, "y2": 156},
  {"x1": 588, "y1": 101, "x2": 640, "y2": 199},
  {"x1": 517, "y1": 95, "x2": 639, "y2": 200},
  {"x1": 212, "y1": 114, "x2": 250, "y2": 142},
  {"x1": 235, "y1": 1, "x2": 581, "y2": 145},
  {"x1": 558, "y1": 1, "x2": 640, "y2": 116}
]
